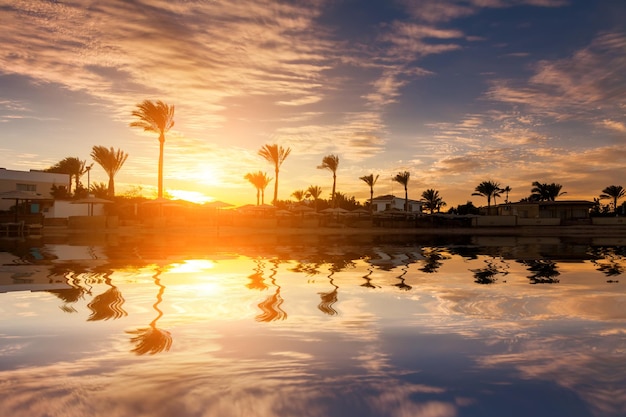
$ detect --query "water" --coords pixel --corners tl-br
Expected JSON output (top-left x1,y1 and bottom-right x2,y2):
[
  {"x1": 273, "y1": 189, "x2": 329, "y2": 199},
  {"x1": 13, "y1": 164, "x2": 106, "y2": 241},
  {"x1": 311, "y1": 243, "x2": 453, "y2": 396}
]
[{"x1": 0, "y1": 233, "x2": 624, "y2": 417}]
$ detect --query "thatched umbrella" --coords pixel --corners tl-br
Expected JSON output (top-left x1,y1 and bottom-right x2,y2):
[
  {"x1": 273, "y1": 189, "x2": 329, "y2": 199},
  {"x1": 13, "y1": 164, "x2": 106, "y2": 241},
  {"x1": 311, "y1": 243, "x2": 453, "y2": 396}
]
[{"x1": 0, "y1": 190, "x2": 48, "y2": 222}]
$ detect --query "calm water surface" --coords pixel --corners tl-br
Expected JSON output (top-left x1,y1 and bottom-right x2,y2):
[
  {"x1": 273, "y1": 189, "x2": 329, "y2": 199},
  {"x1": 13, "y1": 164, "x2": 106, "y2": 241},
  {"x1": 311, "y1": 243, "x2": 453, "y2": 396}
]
[{"x1": 0, "y1": 233, "x2": 624, "y2": 417}]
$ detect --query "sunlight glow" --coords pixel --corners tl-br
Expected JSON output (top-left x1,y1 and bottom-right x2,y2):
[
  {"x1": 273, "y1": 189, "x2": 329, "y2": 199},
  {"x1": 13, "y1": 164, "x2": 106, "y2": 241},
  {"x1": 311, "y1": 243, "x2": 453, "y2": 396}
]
[
  {"x1": 168, "y1": 190, "x2": 214, "y2": 204},
  {"x1": 168, "y1": 260, "x2": 216, "y2": 274}
]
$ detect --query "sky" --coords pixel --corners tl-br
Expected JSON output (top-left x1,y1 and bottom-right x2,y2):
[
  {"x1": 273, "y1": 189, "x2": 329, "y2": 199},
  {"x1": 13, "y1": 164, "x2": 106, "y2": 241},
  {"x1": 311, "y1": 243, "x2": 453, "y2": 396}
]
[{"x1": 0, "y1": 0, "x2": 625, "y2": 207}]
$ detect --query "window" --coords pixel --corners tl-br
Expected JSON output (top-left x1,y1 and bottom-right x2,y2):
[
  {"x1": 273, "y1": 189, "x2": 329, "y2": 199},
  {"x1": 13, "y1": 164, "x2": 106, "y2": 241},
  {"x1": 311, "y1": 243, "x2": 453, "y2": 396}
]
[{"x1": 16, "y1": 183, "x2": 36, "y2": 192}]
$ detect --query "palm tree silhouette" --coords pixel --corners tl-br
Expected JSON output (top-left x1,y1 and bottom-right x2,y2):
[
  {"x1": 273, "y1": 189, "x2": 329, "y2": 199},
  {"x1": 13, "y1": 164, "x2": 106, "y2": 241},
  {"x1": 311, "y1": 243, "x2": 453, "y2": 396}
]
[
  {"x1": 530, "y1": 181, "x2": 566, "y2": 201},
  {"x1": 291, "y1": 189, "x2": 306, "y2": 203},
  {"x1": 258, "y1": 144, "x2": 291, "y2": 205},
  {"x1": 392, "y1": 171, "x2": 410, "y2": 211},
  {"x1": 244, "y1": 171, "x2": 273, "y2": 205},
  {"x1": 359, "y1": 174, "x2": 379, "y2": 214},
  {"x1": 90, "y1": 146, "x2": 129, "y2": 197},
  {"x1": 472, "y1": 180, "x2": 501, "y2": 209},
  {"x1": 45, "y1": 156, "x2": 88, "y2": 194},
  {"x1": 600, "y1": 185, "x2": 625, "y2": 215},
  {"x1": 306, "y1": 185, "x2": 323, "y2": 212},
  {"x1": 318, "y1": 154, "x2": 340, "y2": 208},
  {"x1": 127, "y1": 268, "x2": 172, "y2": 355},
  {"x1": 502, "y1": 185, "x2": 512, "y2": 203},
  {"x1": 130, "y1": 100, "x2": 175, "y2": 199},
  {"x1": 421, "y1": 188, "x2": 444, "y2": 214}
]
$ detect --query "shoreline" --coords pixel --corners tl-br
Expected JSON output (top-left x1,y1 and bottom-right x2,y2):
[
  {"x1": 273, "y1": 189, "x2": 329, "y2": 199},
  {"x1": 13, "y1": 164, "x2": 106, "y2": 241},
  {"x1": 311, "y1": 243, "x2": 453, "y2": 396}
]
[{"x1": 38, "y1": 223, "x2": 626, "y2": 238}]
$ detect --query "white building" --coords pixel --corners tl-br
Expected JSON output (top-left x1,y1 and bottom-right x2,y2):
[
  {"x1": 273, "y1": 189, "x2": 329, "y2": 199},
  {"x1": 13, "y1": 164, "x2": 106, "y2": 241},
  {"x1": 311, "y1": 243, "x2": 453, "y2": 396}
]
[
  {"x1": 370, "y1": 194, "x2": 422, "y2": 213},
  {"x1": 0, "y1": 168, "x2": 69, "y2": 211}
]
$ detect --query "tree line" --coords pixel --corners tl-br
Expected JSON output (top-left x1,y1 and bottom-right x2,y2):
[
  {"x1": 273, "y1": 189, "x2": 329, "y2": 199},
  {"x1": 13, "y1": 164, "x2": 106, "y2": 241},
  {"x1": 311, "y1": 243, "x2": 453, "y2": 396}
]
[{"x1": 42, "y1": 99, "x2": 626, "y2": 216}]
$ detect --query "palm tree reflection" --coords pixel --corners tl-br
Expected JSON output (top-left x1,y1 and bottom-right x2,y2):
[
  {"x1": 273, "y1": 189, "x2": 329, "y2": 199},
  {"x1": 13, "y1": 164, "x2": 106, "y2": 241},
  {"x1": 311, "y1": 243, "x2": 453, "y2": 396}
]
[
  {"x1": 471, "y1": 257, "x2": 509, "y2": 284},
  {"x1": 87, "y1": 272, "x2": 128, "y2": 321},
  {"x1": 361, "y1": 264, "x2": 379, "y2": 289},
  {"x1": 318, "y1": 269, "x2": 339, "y2": 316},
  {"x1": 247, "y1": 259, "x2": 269, "y2": 291},
  {"x1": 522, "y1": 260, "x2": 560, "y2": 284},
  {"x1": 127, "y1": 268, "x2": 172, "y2": 355},
  {"x1": 419, "y1": 247, "x2": 449, "y2": 274},
  {"x1": 256, "y1": 259, "x2": 287, "y2": 322},
  {"x1": 590, "y1": 247, "x2": 625, "y2": 278},
  {"x1": 394, "y1": 261, "x2": 412, "y2": 291}
]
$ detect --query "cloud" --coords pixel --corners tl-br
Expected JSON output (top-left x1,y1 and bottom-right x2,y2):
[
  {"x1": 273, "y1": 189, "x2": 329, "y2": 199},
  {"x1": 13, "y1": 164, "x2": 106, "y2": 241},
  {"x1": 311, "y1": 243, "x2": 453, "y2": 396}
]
[
  {"x1": 486, "y1": 31, "x2": 626, "y2": 122},
  {"x1": 400, "y1": 0, "x2": 569, "y2": 23}
]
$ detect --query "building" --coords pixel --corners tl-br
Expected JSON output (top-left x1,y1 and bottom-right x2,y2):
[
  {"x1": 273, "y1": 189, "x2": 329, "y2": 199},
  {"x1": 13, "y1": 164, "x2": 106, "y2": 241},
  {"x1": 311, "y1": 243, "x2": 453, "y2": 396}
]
[
  {"x1": 497, "y1": 200, "x2": 594, "y2": 221},
  {"x1": 370, "y1": 194, "x2": 423, "y2": 213},
  {"x1": 0, "y1": 168, "x2": 69, "y2": 211}
]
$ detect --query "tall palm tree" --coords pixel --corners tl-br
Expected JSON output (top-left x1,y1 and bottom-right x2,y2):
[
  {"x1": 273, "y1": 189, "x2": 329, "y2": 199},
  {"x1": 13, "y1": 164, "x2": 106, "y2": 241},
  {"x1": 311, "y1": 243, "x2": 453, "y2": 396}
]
[
  {"x1": 317, "y1": 154, "x2": 340, "y2": 208},
  {"x1": 472, "y1": 180, "x2": 501, "y2": 208},
  {"x1": 360, "y1": 173, "x2": 379, "y2": 213},
  {"x1": 530, "y1": 181, "x2": 566, "y2": 201},
  {"x1": 600, "y1": 185, "x2": 625, "y2": 215},
  {"x1": 244, "y1": 171, "x2": 272, "y2": 206},
  {"x1": 258, "y1": 144, "x2": 291, "y2": 205},
  {"x1": 130, "y1": 100, "x2": 175, "y2": 199},
  {"x1": 421, "y1": 189, "x2": 444, "y2": 215},
  {"x1": 90, "y1": 146, "x2": 129, "y2": 198},
  {"x1": 306, "y1": 185, "x2": 323, "y2": 212},
  {"x1": 392, "y1": 171, "x2": 410, "y2": 211}
]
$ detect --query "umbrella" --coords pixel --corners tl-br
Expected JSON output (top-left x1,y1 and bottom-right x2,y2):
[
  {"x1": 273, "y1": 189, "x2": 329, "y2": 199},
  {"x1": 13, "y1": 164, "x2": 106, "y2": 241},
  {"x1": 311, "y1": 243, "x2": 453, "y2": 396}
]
[
  {"x1": 0, "y1": 190, "x2": 49, "y2": 222},
  {"x1": 71, "y1": 196, "x2": 113, "y2": 216},
  {"x1": 291, "y1": 205, "x2": 315, "y2": 213}
]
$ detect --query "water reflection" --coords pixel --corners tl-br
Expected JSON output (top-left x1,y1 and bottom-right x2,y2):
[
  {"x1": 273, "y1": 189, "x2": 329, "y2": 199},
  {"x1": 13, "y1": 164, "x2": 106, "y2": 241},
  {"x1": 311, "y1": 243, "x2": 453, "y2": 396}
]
[
  {"x1": 255, "y1": 259, "x2": 287, "y2": 322},
  {"x1": 127, "y1": 268, "x2": 172, "y2": 355},
  {"x1": 0, "y1": 235, "x2": 625, "y2": 416}
]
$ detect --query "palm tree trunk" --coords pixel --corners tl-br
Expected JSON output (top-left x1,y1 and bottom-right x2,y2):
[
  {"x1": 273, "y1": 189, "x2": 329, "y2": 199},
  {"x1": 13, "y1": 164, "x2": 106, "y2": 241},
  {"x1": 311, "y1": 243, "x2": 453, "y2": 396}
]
[
  {"x1": 331, "y1": 174, "x2": 336, "y2": 208},
  {"x1": 273, "y1": 167, "x2": 279, "y2": 205},
  {"x1": 370, "y1": 188, "x2": 374, "y2": 214},
  {"x1": 256, "y1": 189, "x2": 260, "y2": 206},
  {"x1": 158, "y1": 135, "x2": 165, "y2": 199},
  {"x1": 108, "y1": 175, "x2": 115, "y2": 198},
  {"x1": 404, "y1": 187, "x2": 408, "y2": 212}
]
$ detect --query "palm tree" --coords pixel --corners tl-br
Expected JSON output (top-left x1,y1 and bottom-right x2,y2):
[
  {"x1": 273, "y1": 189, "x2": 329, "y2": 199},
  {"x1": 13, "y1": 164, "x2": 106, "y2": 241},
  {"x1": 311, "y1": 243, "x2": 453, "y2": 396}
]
[
  {"x1": 600, "y1": 185, "x2": 625, "y2": 215},
  {"x1": 45, "y1": 157, "x2": 88, "y2": 194},
  {"x1": 258, "y1": 144, "x2": 291, "y2": 205},
  {"x1": 530, "y1": 181, "x2": 566, "y2": 201},
  {"x1": 317, "y1": 154, "x2": 340, "y2": 208},
  {"x1": 244, "y1": 171, "x2": 273, "y2": 205},
  {"x1": 360, "y1": 174, "x2": 379, "y2": 214},
  {"x1": 392, "y1": 171, "x2": 410, "y2": 211},
  {"x1": 130, "y1": 100, "x2": 175, "y2": 199},
  {"x1": 501, "y1": 185, "x2": 512, "y2": 203},
  {"x1": 421, "y1": 189, "x2": 444, "y2": 215},
  {"x1": 472, "y1": 180, "x2": 501, "y2": 209},
  {"x1": 90, "y1": 182, "x2": 109, "y2": 198},
  {"x1": 90, "y1": 146, "x2": 129, "y2": 198},
  {"x1": 306, "y1": 185, "x2": 323, "y2": 212},
  {"x1": 291, "y1": 189, "x2": 306, "y2": 203}
]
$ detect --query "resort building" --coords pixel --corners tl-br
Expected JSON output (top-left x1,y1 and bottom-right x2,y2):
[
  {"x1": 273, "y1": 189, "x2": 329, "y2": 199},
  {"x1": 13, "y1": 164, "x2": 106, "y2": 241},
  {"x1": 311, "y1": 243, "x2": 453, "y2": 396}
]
[
  {"x1": 496, "y1": 200, "x2": 594, "y2": 221},
  {"x1": 371, "y1": 194, "x2": 423, "y2": 213},
  {"x1": 0, "y1": 168, "x2": 69, "y2": 211}
]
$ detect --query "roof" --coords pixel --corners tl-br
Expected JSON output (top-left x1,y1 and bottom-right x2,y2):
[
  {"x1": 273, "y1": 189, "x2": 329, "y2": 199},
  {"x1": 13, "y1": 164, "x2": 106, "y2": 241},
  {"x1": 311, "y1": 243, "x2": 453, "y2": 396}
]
[{"x1": 372, "y1": 194, "x2": 422, "y2": 204}]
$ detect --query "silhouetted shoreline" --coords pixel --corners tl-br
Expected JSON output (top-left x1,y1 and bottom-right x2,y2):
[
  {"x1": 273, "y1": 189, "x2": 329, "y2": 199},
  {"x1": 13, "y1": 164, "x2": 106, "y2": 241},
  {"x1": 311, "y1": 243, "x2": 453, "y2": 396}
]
[{"x1": 39, "y1": 223, "x2": 626, "y2": 239}]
